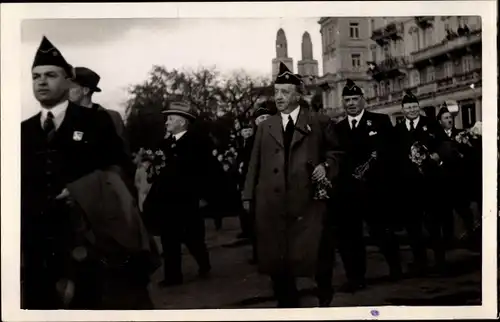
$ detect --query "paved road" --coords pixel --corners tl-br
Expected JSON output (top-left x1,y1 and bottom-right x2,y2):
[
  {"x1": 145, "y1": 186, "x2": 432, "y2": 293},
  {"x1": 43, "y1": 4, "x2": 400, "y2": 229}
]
[{"x1": 148, "y1": 217, "x2": 482, "y2": 309}]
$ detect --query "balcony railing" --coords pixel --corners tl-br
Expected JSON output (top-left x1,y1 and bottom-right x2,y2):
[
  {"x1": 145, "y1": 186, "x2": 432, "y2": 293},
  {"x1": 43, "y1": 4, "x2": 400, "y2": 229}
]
[
  {"x1": 366, "y1": 69, "x2": 481, "y2": 109},
  {"x1": 371, "y1": 22, "x2": 404, "y2": 46},
  {"x1": 415, "y1": 17, "x2": 434, "y2": 29},
  {"x1": 411, "y1": 30, "x2": 481, "y2": 64},
  {"x1": 368, "y1": 56, "x2": 410, "y2": 81}
]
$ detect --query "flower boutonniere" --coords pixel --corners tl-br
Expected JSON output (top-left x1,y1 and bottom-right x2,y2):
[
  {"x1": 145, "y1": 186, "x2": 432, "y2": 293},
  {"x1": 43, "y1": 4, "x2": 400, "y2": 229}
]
[
  {"x1": 306, "y1": 124, "x2": 312, "y2": 133},
  {"x1": 422, "y1": 125, "x2": 428, "y2": 132},
  {"x1": 366, "y1": 120, "x2": 372, "y2": 127}
]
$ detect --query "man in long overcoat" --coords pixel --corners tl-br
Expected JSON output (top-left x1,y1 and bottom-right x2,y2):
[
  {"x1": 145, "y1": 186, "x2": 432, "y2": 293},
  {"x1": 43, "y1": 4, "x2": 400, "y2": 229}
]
[
  {"x1": 142, "y1": 101, "x2": 227, "y2": 287},
  {"x1": 242, "y1": 62, "x2": 342, "y2": 308}
]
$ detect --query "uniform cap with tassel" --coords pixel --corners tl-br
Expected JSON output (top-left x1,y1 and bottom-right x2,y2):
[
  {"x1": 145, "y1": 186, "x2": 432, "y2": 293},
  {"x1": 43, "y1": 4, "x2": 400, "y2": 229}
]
[
  {"x1": 32, "y1": 36, "x2": 74, "y2": 78},
  {"x1": 274, "y1": 61, "x2": 302, "y2": 86},
  {"x1": 401, "y1": 90, "x2": 419, "y2": 105},
  {"x1": 342, "y1": 79, "x2": 363, "y2": 97}
]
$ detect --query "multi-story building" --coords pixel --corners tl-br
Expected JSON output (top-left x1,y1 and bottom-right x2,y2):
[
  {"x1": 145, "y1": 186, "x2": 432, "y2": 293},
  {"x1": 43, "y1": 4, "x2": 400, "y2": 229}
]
[
  {"x1": 316, "y1": 17, "x2": 372, "y2": 120},
  {"x1": 365, "y1": 16, "x2": 482, "y2": 128}
]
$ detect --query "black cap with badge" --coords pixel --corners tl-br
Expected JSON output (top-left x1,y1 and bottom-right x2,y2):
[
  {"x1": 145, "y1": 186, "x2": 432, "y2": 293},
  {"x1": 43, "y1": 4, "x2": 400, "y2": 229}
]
[
  {"x1": 401, "y1": 90, "x2": 419, "y2": 105},
  {"x1": 32, "y1": 36, "x2": 74, "y2": 78},
  {"x1": 342, "y1": 79, "x2": 364, "y2": 97},
  {"x1": 274, "y1": 61, "x2": 302, "y2": 86}
]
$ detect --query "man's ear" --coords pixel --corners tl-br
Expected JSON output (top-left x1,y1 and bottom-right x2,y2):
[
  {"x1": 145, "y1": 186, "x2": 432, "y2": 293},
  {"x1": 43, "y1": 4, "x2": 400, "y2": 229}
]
[{"x1": 83, "y1": 87, "x2": 91, "y2": 96}]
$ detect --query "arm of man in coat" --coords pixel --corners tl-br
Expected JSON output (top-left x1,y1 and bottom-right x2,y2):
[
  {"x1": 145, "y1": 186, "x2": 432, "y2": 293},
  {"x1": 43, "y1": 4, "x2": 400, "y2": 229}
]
[
  {"x1": 320, "y1": 116, "x2": 343, "y2": 182},
  {"x1": 242, "y1": 121, "x2": 264, "y2": 209}
]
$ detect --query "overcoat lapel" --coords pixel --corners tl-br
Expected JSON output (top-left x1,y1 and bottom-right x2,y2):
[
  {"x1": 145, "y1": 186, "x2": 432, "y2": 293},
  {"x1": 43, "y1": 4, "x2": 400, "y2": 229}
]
[
  {"x1": 268, "y1": 114, "x2": 284, "y2": 148},
  {"x1": 290, "y1": 107, "x2": 310, "y2": 149}
]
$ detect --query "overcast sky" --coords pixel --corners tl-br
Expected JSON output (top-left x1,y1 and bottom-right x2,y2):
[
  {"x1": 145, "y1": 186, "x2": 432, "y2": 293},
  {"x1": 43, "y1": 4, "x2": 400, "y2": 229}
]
[{"x1": 21, "y1": 18, "x2": 322, "y2": 120}]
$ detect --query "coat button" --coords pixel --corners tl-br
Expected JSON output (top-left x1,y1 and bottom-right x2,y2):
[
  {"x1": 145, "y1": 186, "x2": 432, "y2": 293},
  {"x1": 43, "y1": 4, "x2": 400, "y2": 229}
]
[{"x1": 273, "y1": 168, "x2": 278, "y2": 174}]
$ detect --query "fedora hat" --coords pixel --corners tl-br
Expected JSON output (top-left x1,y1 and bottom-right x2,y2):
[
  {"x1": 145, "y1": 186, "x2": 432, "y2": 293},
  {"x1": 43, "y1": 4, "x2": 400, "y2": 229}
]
[
  {"x1": 73, "y1": 67, "x2": 102, "y2": 92},
  {"x1": 162, "y1": 101, "x2": 198, "y2": 120}
]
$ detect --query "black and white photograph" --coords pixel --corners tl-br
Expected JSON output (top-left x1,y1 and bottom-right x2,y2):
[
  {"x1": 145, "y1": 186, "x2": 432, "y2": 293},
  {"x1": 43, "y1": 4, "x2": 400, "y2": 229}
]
[{"x1": 1, "y1": 1, "x2": 497, "y2": 321}]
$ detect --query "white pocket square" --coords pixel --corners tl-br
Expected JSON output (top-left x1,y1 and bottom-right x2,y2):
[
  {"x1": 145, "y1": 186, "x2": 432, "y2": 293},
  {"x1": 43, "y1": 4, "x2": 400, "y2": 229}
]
[{"x1": 369, "y1": 131, "x2": 377, "y2": 136}]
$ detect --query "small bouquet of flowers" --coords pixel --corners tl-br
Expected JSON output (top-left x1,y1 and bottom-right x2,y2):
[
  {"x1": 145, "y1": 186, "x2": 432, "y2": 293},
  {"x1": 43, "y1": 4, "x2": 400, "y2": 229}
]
[
  {"x1": 409, "y1": 141, "x2": 429, "y2": 174},
  {"x1": 142, "y1": 149, "x2": 167, "y2": 183},
  {"x1": 307, "y1": 161, "x2": 333, "y2": 200},
  {"x1": 455, "y1": 121, "x2": 482, "y2": 147}
]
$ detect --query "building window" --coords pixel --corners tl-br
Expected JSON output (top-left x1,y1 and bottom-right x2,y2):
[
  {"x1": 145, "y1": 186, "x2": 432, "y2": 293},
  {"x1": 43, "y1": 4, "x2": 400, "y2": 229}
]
[
  {"x1": 412, "y1": 31, "x2": 420, "y2": 52},
  {"x1": 380, "y1": 81, "x2": 386, "y2": 96},
  {"x1": 462, "y1": 55, "x2": 473, "y2": 73},
  {"x1": 370, "y1": 19, "x2": 375, "y2": 33},
  {"x1": 444, "y1": 61, "x2": 453, "y2": 78},
  {"x1": 351, "y1": 53, "x2": 361, "y2": 69},
  {"x1": 382, "y1": 44, "x2": 390, "y2": 60},
  {"x1": 370, "y1": 45, "x2": 377, "y2": 62},
  {"x1": 427, "y1": 66, "x2": 435, "y2": 82},
  {"x1": 349, "y1": 22, "x2": 360, "y2": 39},
  {"x1": 373, "y1": 84, "x2": 379, "y2": 97}
]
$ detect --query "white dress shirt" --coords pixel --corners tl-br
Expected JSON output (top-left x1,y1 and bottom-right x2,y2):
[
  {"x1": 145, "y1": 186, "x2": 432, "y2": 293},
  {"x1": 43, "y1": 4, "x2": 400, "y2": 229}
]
[
  {"x1": 445, "y1": 128, "x2": 452, "y2": 137},
  {"x1": 280, "y1": 105, "x2": 301, "y2": 128},
  {"x1": 406, "y1": 116, "x2": 420, "y2": 131},
  {"x1": 347, "y1": 109, "x2": 365, "y2": 129},
  {"x1": 173, "y1": 130, "x2": 187, "y2": 141},
  {"x1": 40, "y1": 100, "x2": 69, "y2": 130}
]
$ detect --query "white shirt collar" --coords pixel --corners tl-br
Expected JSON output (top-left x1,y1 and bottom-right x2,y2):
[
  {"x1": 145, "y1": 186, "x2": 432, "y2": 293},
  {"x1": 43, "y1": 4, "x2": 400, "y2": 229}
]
[
  {"x1": 173, "y1": 130, "x2": 187, "y2": 141},
  {"x1": 406, "y1": 116, "x2": 420, "y2": 130},
  {"x1": 40, "y1": 100, "x2": 69, "y2": 130},
  {"x1": 347, "y1": 109, "x2": 365, "y2": 128},
  {"x1": 281, "y1": 105, "x2": 301, "y2": 128}
]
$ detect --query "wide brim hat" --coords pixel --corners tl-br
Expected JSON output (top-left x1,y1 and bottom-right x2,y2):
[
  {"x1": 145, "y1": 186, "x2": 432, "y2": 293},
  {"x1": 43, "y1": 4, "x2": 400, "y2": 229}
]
[
  {"x1": 162, "y1": 101, "x2": 198, "y2": 120},
  {"x1": 73, "y1": 66, "x2": 102, "y2": 92}
]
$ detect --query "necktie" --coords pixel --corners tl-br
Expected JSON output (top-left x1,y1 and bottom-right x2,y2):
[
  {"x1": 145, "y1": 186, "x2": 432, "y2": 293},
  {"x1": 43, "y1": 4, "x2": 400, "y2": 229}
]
[
  {"x1": 284, "y1": 115, "x2": 295, "y2": 149},
  {"x1": 351, "y1": 119, "x2": 358, "y2": 130},
  {"x1": 409, "y1": 120, "x2": 415, "y2": 132},
  {"x1": 43, "y1": 111, "x2": 56, "y2": 141}
]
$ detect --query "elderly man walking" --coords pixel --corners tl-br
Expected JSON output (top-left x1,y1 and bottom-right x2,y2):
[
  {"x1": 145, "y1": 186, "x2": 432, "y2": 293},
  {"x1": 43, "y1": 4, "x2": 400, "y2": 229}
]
[{"x1": 243, "y1": 62, "x2": 342, "y2": 308}]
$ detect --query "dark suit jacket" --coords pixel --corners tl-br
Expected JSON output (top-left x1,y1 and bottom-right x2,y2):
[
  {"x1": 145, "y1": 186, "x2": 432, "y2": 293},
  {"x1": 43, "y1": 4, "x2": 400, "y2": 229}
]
[
  {"x1": 142, "y1": 129, "x2": 228, "y2": 231},
  {"x1": 21, "y1": 102, "x2": 131, "y2": 243},
  {"x1": 334, "y1": 110, "x2": 394, "y2": 198},
  {"x1": 393, "y1": 115, "x2": 441, "y2": 207}
]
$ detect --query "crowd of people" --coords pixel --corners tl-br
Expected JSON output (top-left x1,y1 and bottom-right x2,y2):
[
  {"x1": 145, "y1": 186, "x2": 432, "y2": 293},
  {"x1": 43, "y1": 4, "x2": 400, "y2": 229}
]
[{"x1": 21, "y1": 36, "x2": 482, "y2": 310}]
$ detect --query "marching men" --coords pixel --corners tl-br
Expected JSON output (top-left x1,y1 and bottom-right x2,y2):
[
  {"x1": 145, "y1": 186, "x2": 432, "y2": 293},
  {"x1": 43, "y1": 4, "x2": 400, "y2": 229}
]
[
  {"x1": 242, "y1": 62, "x2": 342, "y2": 307},
  {"x1": 21, "y1": 36, "x2": 156, "y2": 309},
  {"x1": 333, "y1": 79, "x2": 402, "y2": 293}
]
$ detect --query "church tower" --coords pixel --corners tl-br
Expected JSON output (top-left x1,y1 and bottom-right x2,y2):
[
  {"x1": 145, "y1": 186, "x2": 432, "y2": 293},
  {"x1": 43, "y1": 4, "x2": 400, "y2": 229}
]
[
  {"x1": 272, "y1": 28, "x2": 294, "y2": 80},
  {"x1": 297, "y1": 31, "x2": 319, "y2": 81}
]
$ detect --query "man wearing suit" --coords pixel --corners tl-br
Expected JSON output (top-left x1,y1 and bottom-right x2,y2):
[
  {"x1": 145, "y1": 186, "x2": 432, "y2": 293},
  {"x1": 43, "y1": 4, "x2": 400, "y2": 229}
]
[
  {"x1": 434, "y1": 106, "x2": 476, "y2": 250},
  {"x1": 393, "y1": 90, "x2": 441, "y2": 275},
  {"x1": 68, "y1": 66, "x2": 135, "y2": 196},
  {"x1": 142, "y1": 101, "x2": 224, "y2": 287},
  {"x1": 333, "y1": 79, "x2": 402, "y2": 293},
  {"x1": 21, "y1": 36, "x2": 135, "y2": 309},
  {"x1": 69, "y1": 67, "x2": 127, "y2": 142},
  {"x1": 243, "y1": 62, "x2": 342, "y2": 307}
]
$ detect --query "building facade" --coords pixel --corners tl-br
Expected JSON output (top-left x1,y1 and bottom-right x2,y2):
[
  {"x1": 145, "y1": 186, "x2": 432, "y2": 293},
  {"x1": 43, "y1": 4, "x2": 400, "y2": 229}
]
[
  {"x1": 365, "y1": 16, "x2": 482, "y2": 128},
  {"x1": 316, "y1": 17, "x2": 373, "y2": 120}
]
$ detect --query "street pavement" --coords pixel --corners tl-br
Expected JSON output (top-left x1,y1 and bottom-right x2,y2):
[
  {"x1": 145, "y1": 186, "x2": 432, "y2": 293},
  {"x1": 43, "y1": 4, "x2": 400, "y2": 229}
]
[{"x1": 148, "y1": 216, "x2": 482, "y2": 309}]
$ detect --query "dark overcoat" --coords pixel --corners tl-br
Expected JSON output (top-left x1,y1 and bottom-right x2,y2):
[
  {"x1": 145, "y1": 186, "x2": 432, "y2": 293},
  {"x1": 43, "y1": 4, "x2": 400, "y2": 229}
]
[
  {"x1": 242, "y1": 106, "x2": 342, "y2": 277},
  {"x1": 142, "y1": 129, "x2": 229, "y2": 234}
]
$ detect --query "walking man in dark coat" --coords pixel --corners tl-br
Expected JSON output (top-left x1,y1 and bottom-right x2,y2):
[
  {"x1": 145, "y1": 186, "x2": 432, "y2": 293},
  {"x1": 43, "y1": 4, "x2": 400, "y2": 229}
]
[
  {"x1": 333, "y1": 79, "x2": 402, "y2": 293},
  {"x1": 243, "y1": 62, "x2": 342, "y2": 307},
  {"x1": 21, "y1": 36, "x2": 141, "y2": 309},
  {"x1": 393, "y1": 90, "x2": 441, "y2": 275},
  {"x1": 142, "y1": 101, "x2": 224, "y2": 287}
]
